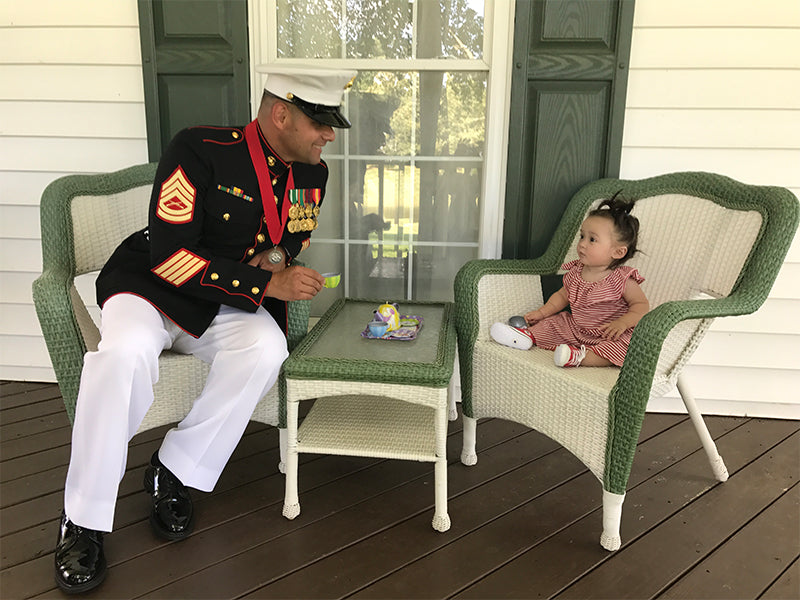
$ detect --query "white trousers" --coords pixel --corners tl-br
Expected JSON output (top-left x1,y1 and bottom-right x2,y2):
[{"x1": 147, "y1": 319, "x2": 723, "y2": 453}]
[{"x1": 64, "y1": 294, "x2": 288, "y2": 532}]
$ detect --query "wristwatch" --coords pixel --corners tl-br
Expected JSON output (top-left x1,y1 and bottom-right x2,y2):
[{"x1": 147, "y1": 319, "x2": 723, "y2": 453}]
[{"x1": 267, "y1": 245, "x2": 285, "y2": 265}]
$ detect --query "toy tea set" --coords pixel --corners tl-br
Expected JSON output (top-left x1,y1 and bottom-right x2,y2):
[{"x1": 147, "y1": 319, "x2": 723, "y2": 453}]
[{"x1": 361, "y1": 302, "x2": 423, "y2": 341}]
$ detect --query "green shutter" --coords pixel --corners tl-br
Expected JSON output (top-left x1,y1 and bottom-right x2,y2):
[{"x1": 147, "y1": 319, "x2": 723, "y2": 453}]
[
  {"x1": 138, "y1": 0, "x2": 251, "y2": 160},
  {"x1": 503, "y1": 0, "x2": 635, "y2": 258}
]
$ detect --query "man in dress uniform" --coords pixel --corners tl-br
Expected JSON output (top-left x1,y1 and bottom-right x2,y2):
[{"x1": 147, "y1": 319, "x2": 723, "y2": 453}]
[{"x1": 54, "y1": 66, "x2": 357, "y2": 594}]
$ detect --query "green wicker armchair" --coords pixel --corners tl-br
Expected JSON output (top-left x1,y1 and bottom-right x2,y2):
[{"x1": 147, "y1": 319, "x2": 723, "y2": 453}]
[
  {"x1": 31, "y1": 163, "x2": 311, "y2": 472},
  {"x1": 454, "y1": 171, "x2": 799, "y2": 551}
]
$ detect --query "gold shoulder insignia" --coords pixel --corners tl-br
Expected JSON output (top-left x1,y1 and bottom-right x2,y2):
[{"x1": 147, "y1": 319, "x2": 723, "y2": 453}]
[{"x1": 156, "y1": 166, "x2": 196, "y2": 224}]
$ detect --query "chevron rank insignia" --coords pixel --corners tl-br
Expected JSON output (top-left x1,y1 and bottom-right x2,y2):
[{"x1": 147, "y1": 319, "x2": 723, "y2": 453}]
[
  {"x1": 156, "y1": 166, "x2": 196, "y2": 224},
  {"x1": 152, "y1": 249, "x2": 208, "y2": 286}
]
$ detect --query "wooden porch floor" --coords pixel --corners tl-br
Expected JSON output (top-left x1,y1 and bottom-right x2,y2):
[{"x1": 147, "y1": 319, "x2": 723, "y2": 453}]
[{"x1": 1, "y1": 380, "x2": 798, "y2": 599}]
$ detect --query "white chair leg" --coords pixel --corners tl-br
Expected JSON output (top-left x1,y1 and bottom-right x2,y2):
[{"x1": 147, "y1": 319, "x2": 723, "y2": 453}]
[
  {"x1": 461, "y1": 415, "x2": 478, "y2": 465},
  {"x1": 600, "y1": 489, "x2": 625, "y2": 551},
  {"x1": 447, "y1": 362, "x2": 459, "y2": 422},
  {"x1": 677, "y1": 375, "x2": 729, "y2": 482},
  {"x1": 282, "y1": 402, "x2": 301, "y2": 519},
  {"x1": 278, "y1": 427, "x2": 287, "y2": 474}
]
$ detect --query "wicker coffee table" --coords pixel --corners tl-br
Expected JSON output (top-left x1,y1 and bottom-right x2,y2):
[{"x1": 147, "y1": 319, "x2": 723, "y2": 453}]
[{"x1": 281, "y1": 298, "x2": 457, "y2": 531}]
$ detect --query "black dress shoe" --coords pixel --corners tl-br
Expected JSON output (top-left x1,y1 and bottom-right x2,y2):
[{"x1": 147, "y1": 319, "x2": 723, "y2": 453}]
[
  {"x1": 54, "y1": 511, "x2": 107, "y2": 594},
  {"x1": 143, "y1": 451, "x2": 194, "y2": 540}
]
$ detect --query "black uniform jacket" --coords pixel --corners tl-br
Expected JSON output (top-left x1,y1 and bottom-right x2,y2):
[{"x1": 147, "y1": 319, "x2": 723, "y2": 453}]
[{"x1": 96, "y1": 123, "x2": 328, "y2": 338}]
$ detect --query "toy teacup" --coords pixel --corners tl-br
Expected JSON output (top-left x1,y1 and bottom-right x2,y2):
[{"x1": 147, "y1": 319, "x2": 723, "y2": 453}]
[
  {"x1": 367, "y1": 320, "x2": 389, "y2": 337},
  {"x1": 322, "y1": 272, "x2": 341, "y2": 288}
]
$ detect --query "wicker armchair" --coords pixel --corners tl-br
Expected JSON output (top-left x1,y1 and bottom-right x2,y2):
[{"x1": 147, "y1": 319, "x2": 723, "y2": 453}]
[
  {"x1": 32, "y1": 163, "x2": 311, "y2": 472},
  {"x1": 454, "y1": 171, "x2": 799, "y2": 551}
]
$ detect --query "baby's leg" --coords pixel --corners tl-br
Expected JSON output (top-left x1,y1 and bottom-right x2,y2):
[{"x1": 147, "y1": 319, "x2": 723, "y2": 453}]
[
  {"x1": 580, "y1": 349, "x2": 614, "y2": 367},
  {"x1": 528, "y1": 313, "x2": 578, "y2": 350}
]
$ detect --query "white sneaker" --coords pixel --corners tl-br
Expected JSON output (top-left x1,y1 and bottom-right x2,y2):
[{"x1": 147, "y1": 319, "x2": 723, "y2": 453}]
[
  {"x1": 554, "y1": 344, "x2": 587, "y2": 367},
  {"x1": 490, "y1": 322, "x2": 534, "y2": 350}
]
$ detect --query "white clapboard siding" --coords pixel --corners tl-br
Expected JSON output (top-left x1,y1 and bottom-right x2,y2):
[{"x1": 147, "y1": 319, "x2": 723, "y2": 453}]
[
  {"x1": 0, "y1": 28, "x2": 141, "y2": 64},
  {"x1": 629, "y1": 29, "x2": 799, "y2": 69},
  {"x1": 623, "y1": 109, "x2": 800, "y2": 149},
  {"x1": 1, "y1": 101, "x2": 147, "y2": 139},
  {"x1": 709, "y1": 298, "x2": 799, "y2": 335},
  {"x1": 0, "y1": 0, "x2": 146, "y2": 383},
  {"x1": 0, "y1": 65, "x2": 145, "y2": 102},
  {"x1": 1, "y1": 172, "x2": 88, "y2": 205},
  {"x1": 0, "y1": 0, "x2": 138, "y2": 26},
  {"x1": 627, "y1": 69, "x2": 800, "y2": 109},
  {"x1": 0, "y1": 205, "x2": 40, "y2": 240},
  {"x1": 0, "y1": 272, "x2": 39, "y2": 304},
  {"x1": 633, "y1": 0, "x2": 800, "y2": 27},
  {"x1": 627, "y1": 0, "x2": 800, "y2": 418},
  {"x1": 2, "y1": 137, "x2": 149, "y2": 173},
  {"x1": 647, "y1": 366, "x2": 800, "y2": 420},
  {"x1": 620, "y1": 148, "x2": 800, "y2": 188},
  {"x1": 0, "y1": 239, "x2": 42, "y2": 274}
]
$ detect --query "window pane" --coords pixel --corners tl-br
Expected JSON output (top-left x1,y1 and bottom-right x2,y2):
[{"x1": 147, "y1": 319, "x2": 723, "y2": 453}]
[
  {"x1": 348, "y1": 243, "x2": 407, "y2": 299},
  {"x1": 345, "y1": 0, "x2": 412, "y2": 59},
  {"x1": 416, "y1": 0, "x2": 485, "y2": 59},
  {"x1": 349, "y1": 160, "x2": 412, "y2": 241},
  {"x1": 410, "y1": 245, "x2": 477, "y2": 301},
  {"x1": 349, "y1": 71, "x2": 486, "y2": 157},
  {"x1": 276, "y1": 0, "x2": 342, "y2": 58},
  {"x1": 316, "y1": 159, "x2": 345, "y2": 238},
  {"x1": 419, "y1": 71, "x2": 486, "y2": 156},
  {"x1": 416, "y1": 161, "x2": 481, "y2": 243},
  {"x1": 349, "y1": 71, "x2": 416, "y2": 156}
]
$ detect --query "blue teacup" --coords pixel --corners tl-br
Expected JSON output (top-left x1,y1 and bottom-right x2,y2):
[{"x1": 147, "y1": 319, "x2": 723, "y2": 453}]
[{"x1": 368, "y1": 320, "x2": 389, "y2": 337}]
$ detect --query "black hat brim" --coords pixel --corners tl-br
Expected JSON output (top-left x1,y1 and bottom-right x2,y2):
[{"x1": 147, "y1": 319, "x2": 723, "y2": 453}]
[{"x1": 291, "y1": 96, "x2": 352, "y2": 129}]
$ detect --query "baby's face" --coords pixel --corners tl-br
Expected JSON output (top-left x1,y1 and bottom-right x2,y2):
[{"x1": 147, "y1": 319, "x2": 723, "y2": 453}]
[{"x1": 576, "y1": 216, "x2": 627, "y2": 269}]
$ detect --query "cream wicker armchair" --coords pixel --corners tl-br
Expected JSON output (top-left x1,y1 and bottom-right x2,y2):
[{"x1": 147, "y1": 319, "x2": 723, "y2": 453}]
[
  {"x1": 454, "y1": 171, "x2": 799, "y2": 551},
  {"x1": 32, "y1": 163, "x2": 311, "y2": 472}
]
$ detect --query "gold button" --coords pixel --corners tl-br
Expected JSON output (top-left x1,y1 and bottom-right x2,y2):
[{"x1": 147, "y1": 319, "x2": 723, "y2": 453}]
[
  {"x1": 257, "y1": 234, "x2": 266, "y2": 243},
  {"x1": 268, "y1": 156, "x2": 275, "y2": 166},
  {"x1": 263, "y1": 216, "x2": 268, "y2": 223},
  {"x1": 272, "y1": 178, "x2": 277, "y2": 185},
  {"x1": 247, "y1": 248, "x2": 255, "y2": 256},
  {"x1": 232, "y1": 280, "x2": 240, "y2": 287},
  {"x1": 251, "y1": 287, "x2": 260, "y2": 295},
  {"x1": 232, "y1": 131, "x2": 239, "y2": 139},
  {"x1": 286, "y1": 92, "x2": 294, "y2": 100},
  {"x1": 223, "y1": 213, "x2": 230, "y2": 221},
  {"x1": 210, "y1": 273, "x2": 219, "y2": 281}
]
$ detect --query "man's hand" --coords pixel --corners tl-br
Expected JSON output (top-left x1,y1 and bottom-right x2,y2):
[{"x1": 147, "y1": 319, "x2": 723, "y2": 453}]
[
  {"x1": 248, "y1": 249, "x2": 286, "y2": 273},
  {"x1": 265, "y1": 265, "x2": 324, "y2": 300}
]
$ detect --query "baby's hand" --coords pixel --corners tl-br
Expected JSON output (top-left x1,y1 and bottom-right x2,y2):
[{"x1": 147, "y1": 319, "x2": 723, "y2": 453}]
[
  {"x1": 599, "y1": 319, "x2": 629, "y2": 340},
  {"x1": 524, "y1": 309, "x2": 545, "y2": 325}
]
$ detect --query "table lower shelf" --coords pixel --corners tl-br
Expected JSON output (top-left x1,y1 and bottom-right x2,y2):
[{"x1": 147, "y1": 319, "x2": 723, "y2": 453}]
[{"x1": 297, "y1": 395, "x2": 440, "y2": 462}]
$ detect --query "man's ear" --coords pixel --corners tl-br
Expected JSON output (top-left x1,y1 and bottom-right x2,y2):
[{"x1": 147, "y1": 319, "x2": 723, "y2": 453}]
[{"x1": 271, "y1": 100, "x2": 291, "y2": 129}]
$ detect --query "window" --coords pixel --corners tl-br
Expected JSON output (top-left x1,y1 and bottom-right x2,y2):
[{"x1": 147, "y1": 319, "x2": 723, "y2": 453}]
[{"x1": 253, "y1": 0, "x2": 495, "y2": 315}]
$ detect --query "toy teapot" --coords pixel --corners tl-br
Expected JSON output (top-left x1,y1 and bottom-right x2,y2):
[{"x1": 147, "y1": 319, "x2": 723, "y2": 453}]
[{"x1": 374, "y1": 302, "x2": 400, "y2": 332}]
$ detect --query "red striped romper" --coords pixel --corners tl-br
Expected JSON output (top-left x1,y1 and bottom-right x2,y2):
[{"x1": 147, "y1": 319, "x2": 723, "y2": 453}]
[{"x1": 529, "y1": 260, "x2": 645, "y2": 367}]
